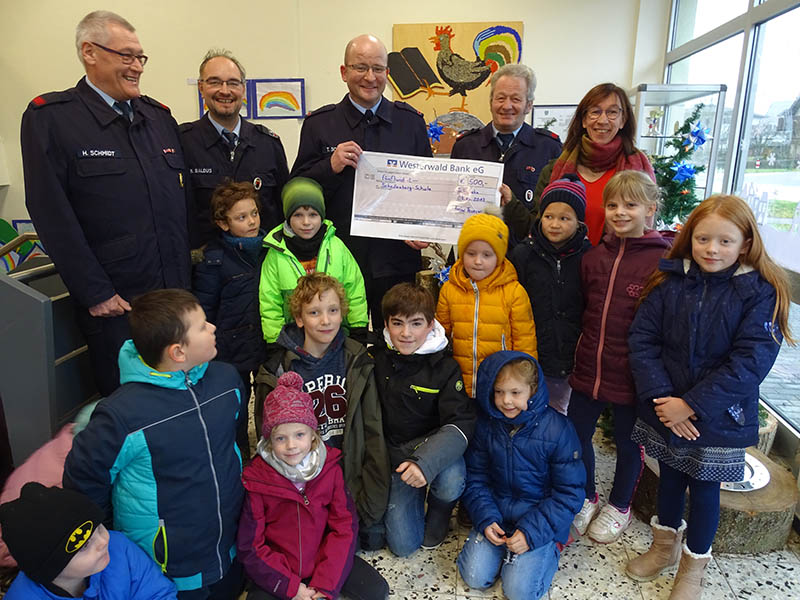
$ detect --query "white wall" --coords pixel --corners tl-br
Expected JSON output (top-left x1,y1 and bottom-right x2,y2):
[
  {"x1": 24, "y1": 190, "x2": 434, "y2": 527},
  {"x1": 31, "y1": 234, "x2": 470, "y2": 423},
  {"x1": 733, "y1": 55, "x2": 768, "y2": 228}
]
[{"x1": 0, "y1": 0, "x2": 670, "y2": 222}]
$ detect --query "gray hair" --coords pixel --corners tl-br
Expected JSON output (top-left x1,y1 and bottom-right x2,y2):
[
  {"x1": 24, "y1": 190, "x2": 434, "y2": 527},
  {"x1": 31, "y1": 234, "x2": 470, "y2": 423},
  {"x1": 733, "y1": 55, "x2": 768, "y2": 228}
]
[
  {"x1": 490, "y1": 64, "x2": 537, "y2": 103},
  {"x1": 75, "y1": 11, "x2": 136, "y2": 65},
  {"x1": 199, "y1": 49, "x2": 246, "y2": 81}
]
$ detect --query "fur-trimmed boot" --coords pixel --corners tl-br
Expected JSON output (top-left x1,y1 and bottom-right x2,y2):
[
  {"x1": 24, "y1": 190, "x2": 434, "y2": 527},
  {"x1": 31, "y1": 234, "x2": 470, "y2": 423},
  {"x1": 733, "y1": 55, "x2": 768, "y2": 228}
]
[
  {"x1": 669, "y1": 543, "x2": 712, "y2": 599},
  {"x1": 626, "y1": 516, "x2": 686, "y2": 581}
]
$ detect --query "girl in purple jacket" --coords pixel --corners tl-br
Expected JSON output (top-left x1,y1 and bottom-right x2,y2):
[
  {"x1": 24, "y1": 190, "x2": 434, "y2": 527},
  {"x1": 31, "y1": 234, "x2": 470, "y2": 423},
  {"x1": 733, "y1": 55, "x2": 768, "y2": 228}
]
[
  {"x1": 626, "y1": 195, "x2": 793, "y2": 599},
  {"x1": 567, "y1": 171, "x2": 670, "y2": 544}
]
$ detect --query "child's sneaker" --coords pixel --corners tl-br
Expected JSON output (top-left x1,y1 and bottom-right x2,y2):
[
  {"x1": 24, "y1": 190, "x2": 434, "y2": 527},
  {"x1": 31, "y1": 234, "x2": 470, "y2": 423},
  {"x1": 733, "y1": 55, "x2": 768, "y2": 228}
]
[
  {"x1": 587, "y1": 504, "x2": 631, "y2": 543},
  {"x1": 572, "y1": 495, "x2": 599, "y2": 536}
]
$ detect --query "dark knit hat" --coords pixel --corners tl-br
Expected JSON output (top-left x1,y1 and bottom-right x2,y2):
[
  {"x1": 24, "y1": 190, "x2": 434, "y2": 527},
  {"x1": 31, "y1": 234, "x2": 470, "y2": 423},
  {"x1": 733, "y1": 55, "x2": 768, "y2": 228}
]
[
  {"x1": 0, "y1": 483, "x2": 105, "y2": 584},
  {"x1": 457, "y1": 213, "x2": 509, "y2": 263},
  {"x1": 262, "y1": 371, "x2": 318, "y2": 439},
  {"x1": 282, "y1": 177, "x2": 326, "y2": 220},
  {"x1": 538, "y1": 174, "x2": 587, "y2": 222}
]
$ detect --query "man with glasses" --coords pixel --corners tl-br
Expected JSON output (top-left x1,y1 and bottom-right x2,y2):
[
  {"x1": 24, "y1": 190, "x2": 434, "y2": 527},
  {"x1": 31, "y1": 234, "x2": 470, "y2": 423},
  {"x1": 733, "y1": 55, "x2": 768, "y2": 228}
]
[
  {"x1": 20, "y1": 10, "x2": 190, "y2": 397},
  {"x1": 292, "y1": 34, "x2": 431, "y2": 326},
  {"x1": 451, "y1": 64, "x2": 561, "y2": 245},
  {"x1": 181, "y1": 50, "x2": 289, "y2": 247}
]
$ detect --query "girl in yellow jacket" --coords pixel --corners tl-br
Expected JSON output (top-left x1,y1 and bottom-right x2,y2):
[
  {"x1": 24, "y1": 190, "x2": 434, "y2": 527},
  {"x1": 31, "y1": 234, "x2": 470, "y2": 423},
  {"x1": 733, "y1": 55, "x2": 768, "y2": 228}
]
[{"x1": 436, "y1": 213, "x2": 537, "y2": 397}]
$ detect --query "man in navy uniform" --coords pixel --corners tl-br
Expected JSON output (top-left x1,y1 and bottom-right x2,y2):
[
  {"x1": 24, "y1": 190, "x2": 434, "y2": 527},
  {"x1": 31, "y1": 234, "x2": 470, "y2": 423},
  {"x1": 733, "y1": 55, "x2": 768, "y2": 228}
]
[
  {"x1": 291, "y1": 34, "x2": 431, "y2": 323},
  {"x1": 180, "y1": 50, "x2": 289, "y2": 248},
  {"x1": 20, "y1": 10, "x2": 190, "y2": 396},
  {"x1": 450, "y1": 63, "x2": 561, "y2": 244}
]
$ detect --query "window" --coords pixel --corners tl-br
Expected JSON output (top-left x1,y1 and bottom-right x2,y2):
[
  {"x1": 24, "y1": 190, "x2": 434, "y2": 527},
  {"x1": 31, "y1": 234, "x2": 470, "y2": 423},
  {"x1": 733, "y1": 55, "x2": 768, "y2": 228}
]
[{"x1": 672, "y1": 0, "x2": 750, "y2": 48}]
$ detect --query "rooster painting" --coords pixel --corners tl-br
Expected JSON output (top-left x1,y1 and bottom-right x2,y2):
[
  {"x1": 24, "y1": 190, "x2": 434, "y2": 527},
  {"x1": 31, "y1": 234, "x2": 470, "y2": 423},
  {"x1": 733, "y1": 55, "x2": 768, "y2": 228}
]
[{"x1": 428, "y1": 25, "x2": 522, "y2": 111}]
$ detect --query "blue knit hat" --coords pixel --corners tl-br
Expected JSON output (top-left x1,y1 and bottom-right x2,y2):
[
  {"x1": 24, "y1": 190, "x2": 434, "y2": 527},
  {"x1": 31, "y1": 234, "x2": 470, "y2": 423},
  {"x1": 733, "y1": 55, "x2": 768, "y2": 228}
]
[{"x1": 539, "y1": 174, "x2": 586, "y2": 222}]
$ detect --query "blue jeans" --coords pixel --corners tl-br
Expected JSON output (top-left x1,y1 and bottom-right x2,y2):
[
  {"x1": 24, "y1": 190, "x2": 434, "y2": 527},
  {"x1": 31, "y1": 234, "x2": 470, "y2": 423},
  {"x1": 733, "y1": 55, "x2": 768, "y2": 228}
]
[
  {"x1": 457, "y1": 529, "x2": 559, "y2": 600},
  {"x1": 384, "y1": 458, "x2": 466, "y2": 557}
]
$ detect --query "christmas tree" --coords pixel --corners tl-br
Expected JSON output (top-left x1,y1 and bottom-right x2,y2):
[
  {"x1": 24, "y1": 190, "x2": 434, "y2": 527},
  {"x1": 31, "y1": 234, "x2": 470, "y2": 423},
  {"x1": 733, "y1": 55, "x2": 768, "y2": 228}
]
[{"x1": 650, "y1": 103, "x2": 708, "y2": 226}]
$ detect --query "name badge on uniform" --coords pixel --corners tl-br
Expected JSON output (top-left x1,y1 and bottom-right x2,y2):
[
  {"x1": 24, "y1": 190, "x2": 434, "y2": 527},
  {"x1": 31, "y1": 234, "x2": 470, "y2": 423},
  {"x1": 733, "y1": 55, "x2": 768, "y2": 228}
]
[
  {"x1": 324, "y1": 146, "x2": 337, "y2": 154},
  {"x1": 253, "y1": 177, "x2": 262, "y2": 190},
  {"x1": 79, "y1": 149, "x2": 116, "y2": 157}
]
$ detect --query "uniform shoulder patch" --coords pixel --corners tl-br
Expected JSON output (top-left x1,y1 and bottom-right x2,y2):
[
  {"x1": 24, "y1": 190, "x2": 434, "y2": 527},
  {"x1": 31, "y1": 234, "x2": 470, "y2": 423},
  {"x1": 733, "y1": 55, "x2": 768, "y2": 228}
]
[
  {"x1": 456, "y1": 127, "x2": 480, "y2": 140},
  {"x1": 28, "y1": 89, "x2": 73, "y2": 109},
  {"x1": 394, "y1": 101, "x2": 424, "y2": 117},
  {"x1": 140, "y1": 95, "x2": 171, "y2": 112},
  {"x1": 455, "y1": 380, "x2": 464, "y2": 392},
  {"x1": 534, "y1": 127, "x2": 561, "y2": 142},
  {"x1": 306, "y1": 103, "x2": 336, "y2": 118},
  {"x1": 253, "y1": 123, "x2": 280, "y2": 139}
]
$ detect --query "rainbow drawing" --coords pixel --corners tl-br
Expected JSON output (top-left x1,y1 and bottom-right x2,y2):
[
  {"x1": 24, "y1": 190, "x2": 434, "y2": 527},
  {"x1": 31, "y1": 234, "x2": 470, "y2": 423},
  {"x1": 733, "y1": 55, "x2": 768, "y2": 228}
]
[{"x1": 259, "y1": 91, "x2": 300, "y2": 112}]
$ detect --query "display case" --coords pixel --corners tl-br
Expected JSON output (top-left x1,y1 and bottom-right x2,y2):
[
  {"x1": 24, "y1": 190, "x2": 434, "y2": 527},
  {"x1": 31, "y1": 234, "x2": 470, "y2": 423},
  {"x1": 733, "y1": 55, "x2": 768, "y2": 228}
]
[{"x1": 628, "y1": 83, "x2": 727, "y2": 197}]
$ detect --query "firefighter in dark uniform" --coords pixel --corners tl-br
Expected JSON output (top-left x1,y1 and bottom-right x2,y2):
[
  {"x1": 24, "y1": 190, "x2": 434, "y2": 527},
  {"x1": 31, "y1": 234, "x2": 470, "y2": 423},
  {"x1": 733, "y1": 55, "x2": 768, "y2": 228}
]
[
  {"x1": 291, "y1": 34, "x2": 432, "y2": 323},
  {"x1": 450, "y1": 63, "x2": 561, "y2": 245},
  {"x1": 20, "y1": 11, "x2": 190, "y2": 396},
  {"x1": 180, "y1": 50, "x2": 289, "y2": 248}
]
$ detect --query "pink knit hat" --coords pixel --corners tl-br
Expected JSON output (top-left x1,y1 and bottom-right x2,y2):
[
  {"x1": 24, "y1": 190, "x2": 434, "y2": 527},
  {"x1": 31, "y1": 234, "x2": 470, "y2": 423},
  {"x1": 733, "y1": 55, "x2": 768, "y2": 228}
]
[{"x1": 262, "y1": 372, "x2": 318, "y2": 439}]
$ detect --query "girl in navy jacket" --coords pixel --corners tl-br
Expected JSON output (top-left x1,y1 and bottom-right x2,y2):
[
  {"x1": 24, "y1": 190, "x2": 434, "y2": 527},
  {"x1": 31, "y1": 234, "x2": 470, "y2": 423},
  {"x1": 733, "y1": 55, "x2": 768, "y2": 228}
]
[{"x1": 626, "y1": 194, "x2": 794, "y2": 599}]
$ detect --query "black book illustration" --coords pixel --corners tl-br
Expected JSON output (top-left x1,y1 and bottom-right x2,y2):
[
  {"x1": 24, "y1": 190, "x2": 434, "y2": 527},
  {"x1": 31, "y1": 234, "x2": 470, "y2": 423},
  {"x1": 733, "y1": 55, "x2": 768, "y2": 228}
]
[{"x1": 388, "y1": 47, "x2": 444, "y2": 99}]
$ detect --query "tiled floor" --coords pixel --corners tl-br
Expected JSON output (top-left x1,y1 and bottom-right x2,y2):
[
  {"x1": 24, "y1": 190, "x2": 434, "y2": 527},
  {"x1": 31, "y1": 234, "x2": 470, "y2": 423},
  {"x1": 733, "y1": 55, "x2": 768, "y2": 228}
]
[{"x1": 354, "y1": 433, "x2": 800, "y2": 600}]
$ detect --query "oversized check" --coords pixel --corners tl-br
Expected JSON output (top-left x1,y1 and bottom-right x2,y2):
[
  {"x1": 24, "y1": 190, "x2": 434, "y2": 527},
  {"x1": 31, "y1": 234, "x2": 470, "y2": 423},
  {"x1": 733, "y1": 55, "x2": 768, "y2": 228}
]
[{"x1": 351, "y1": 151, "x2": 504, "y2": 244}]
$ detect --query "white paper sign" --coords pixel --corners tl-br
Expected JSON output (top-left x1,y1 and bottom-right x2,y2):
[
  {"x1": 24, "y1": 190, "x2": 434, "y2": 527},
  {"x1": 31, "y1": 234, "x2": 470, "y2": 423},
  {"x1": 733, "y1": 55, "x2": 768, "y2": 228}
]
[{"x1": 351, "y1": 151, "x2": 504, "y2": 244}]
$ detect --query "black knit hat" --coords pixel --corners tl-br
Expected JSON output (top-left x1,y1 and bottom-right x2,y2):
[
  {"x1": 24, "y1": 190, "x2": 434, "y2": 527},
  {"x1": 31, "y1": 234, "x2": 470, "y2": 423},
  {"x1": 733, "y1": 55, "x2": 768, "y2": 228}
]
[
  {"x1": 0, "y1": 483, "x2": 105, "y2": 584},
  {"x1": 539, "y1": 174, "x2": 587, "y2": 222}
]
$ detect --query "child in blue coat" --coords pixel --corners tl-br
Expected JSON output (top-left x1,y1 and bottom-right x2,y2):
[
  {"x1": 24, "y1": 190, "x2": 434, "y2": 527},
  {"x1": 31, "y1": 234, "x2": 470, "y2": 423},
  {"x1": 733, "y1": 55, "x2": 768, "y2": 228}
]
[
  {"x1": 457, "y1": 351, "x2": 585, "y2": 600},
  {"x1": 627, "y1": 194, "x2": 794, "y2": 599}
]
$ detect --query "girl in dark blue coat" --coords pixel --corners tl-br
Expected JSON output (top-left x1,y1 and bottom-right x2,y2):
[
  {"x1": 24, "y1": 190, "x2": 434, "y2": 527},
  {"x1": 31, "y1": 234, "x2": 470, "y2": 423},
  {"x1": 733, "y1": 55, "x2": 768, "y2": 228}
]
[
  {"x1": 457, "y1": 351, "x2": 584, "y2": 600},
  {"x1": 626, "y1": 195, "x2": 794, "y2": 599}
]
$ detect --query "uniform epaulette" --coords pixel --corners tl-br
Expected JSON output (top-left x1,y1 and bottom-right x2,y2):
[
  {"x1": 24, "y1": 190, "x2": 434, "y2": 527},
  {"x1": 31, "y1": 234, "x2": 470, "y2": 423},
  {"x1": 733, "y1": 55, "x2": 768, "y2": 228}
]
[
  {"x1": 394, "y1": 101, "x2": 424, "y2": 118},
  {"x1": 456, "y1": 127, "x2": 481, "y2": 140},
  {"x1": 28, "y1": 89, "x2": 74, "y2": 109},
  {"x1": 253, "y1": 123, "x2": 280, "y2": 139},
  {"x1": 139, "y1": 95, "x2": 171, "y2": 112},
  {"x1": 534, "y1": 127, "x2": 561, "y2": 142},
  {"x1": 178, "y1": 121, "x2": 195, "y2": 133},
  {"x1": 305, "y1": 103, "x2": 336, "y2": 118}
]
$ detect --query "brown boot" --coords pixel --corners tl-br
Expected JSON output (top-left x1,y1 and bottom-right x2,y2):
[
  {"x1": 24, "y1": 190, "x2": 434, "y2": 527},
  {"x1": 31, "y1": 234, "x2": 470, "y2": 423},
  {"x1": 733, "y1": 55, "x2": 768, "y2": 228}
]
[
  {"x1": 668, "y1": 544, "x2": 712, "y2": 599},
  {"x1": 626, "y1": 516, "x2": 686, "y2": 581}
]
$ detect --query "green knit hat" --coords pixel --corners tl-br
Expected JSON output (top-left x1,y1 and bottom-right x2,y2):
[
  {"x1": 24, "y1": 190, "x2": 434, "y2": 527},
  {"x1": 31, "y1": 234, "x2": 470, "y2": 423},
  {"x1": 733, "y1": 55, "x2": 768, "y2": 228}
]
[{"x1": 281, "y1": 177, "x2": 326, "y2": 220}]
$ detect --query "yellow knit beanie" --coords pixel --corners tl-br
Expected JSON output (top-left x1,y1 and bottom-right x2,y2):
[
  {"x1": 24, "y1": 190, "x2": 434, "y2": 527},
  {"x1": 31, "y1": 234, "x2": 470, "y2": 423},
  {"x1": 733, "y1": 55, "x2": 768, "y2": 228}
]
[{"x1": 457, "y1": 213, "x2": 509, "y2": 263}]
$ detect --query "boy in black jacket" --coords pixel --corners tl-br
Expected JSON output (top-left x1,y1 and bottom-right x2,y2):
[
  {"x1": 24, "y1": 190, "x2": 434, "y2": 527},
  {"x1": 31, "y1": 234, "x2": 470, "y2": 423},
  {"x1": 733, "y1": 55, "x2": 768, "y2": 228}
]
[
  {"x1": 510, "y1": 175, "x2": 591, "y2": 415},
  {"x1": 374, "y1": 283, "x2": 476, "y2": 557}
]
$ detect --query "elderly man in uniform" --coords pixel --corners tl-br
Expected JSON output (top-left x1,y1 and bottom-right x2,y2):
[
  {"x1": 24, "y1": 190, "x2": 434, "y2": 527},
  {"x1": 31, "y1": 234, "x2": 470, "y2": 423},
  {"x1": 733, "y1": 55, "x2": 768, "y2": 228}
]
[
  {"x1": 20, "y1": 11, "x2": 190, "y2": 396},
  {"x1": 291, "y1": 34, "x2": 431, "y2": 324},
  {"x1": 450, "y1": 63, "x2": 561, "y2": 244},
  {"x1": 181, "y1": 49, "x2": 289, "y2": 248}
]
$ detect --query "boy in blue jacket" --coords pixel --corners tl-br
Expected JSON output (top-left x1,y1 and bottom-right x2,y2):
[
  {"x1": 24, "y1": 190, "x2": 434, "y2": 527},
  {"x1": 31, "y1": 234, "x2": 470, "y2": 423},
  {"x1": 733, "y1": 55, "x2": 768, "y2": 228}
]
[
  {"x1": 458, "y1": 351, "x2": 585, "y2": 600},
  {"x1": 64, "y1": 289, "x2": 245, "y2": 599},
  {"x1": 0, "y1": 482, "x2": 177, "y2": 599}
]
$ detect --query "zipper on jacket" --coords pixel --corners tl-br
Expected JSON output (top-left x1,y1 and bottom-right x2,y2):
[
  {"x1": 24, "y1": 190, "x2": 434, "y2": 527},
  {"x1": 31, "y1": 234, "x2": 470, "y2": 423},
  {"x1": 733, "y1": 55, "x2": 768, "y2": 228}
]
[
  {"x1": 592, "y1": 238, "x2": 626, "y2": 400},
  {"x1": 300, "y1": 488, "x2": 310, "y2": 506},
  {"x1": 556, "y1": 258, "x2": 562, "y2": 278},
  {"x1": 296, "y1": 503, "x2": 303, "y2": 575},
  {"x1": 185, "y1": 373, "x2": 226, "y2": 580},
  {"x1": 470, "y1": 280, "x2": 480, "y2": 396},
  {"x1": 152, "y1": 519, "x2": 168, "y2": 573},
  {"x1": 410, "y1": 384, "x2": 440, "y2": 394}
]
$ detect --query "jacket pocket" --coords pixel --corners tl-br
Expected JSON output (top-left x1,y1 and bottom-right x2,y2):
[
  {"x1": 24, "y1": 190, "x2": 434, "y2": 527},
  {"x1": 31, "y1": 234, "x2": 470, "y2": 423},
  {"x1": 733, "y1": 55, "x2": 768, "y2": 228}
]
[
  {"x1": 152, "y1": 519, "x2": 168, "y2": 573},
  {"x1": 76, "y1": 157, "x2": 126, "y2": 177},
  {"x1": 95, "y1": 234, "x2": 137, "y2": 265}
]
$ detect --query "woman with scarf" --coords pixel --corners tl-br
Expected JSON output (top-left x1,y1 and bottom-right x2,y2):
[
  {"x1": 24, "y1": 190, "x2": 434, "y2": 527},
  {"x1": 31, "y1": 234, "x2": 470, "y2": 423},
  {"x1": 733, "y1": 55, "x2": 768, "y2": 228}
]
[{"x1": 504, "y1": 83, "x2": 655, "y2": 245}]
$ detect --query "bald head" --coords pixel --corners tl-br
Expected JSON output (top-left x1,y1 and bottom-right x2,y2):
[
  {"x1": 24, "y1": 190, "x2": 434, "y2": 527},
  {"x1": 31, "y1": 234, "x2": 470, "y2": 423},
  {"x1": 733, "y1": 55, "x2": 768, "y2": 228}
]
[
  {"x1": 343, "y1": 34, "x2": 387, "y2": 65},
  {"x1": 340, "y1": 34, "x2": 389, "y2": 109}
]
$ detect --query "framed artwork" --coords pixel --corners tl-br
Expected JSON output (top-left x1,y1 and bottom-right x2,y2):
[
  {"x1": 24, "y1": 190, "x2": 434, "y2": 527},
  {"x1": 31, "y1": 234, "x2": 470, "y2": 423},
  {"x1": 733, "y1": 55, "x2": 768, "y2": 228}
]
[
  {"x1": 197, "y1": 80, "x2": 252, "y2": 119},
  {"x1": 531, "y1": 105, "x2": 577, "y2": 141},
  {"x1": 250, "y1": 78, "x2": 306, "y2": 119}
]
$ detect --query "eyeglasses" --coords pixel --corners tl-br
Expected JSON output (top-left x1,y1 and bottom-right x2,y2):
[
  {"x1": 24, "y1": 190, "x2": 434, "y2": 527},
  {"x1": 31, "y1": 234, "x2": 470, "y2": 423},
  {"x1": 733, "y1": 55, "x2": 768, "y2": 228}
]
[
  {"x1": 586, "y1": 107, "x2": 623, "y2": 121},
  {"x1": 346, "y1": 64, "x2": 388, "y2": 75},
  {"x1": 91, "y1": 42, "x2": 148, "y2": 66},
  {"x1": 199, "y1": 78, "x2": 244, "y2": 90}
]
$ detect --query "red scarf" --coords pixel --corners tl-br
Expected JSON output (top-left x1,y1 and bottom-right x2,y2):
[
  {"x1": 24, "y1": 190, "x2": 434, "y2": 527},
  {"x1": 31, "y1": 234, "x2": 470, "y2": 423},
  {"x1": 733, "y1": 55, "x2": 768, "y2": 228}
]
[{"x1": 551, "y1": 134, "x2": 655, "y2": 181}]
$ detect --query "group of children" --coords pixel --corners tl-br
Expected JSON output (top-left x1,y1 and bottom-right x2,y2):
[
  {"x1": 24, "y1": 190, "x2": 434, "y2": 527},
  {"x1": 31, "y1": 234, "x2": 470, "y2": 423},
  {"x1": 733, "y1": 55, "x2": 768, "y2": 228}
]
[{"x1": 0, "y1": 167, "x2": 793, "y2": 600}]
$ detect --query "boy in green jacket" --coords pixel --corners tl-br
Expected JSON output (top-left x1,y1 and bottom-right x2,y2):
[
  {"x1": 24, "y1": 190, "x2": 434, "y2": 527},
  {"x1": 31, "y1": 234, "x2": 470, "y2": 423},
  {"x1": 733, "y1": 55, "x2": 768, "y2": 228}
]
[
  {"x1": 255, "y1": 272, "x2": 390, "y2": 551},
  {"x1": 259, "y1": 177, "x2": 368, "y2": 343}
]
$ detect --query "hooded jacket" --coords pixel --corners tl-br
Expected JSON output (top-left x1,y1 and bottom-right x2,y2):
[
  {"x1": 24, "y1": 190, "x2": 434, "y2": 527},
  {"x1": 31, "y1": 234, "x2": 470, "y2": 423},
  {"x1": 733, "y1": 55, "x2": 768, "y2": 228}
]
[
  {"x1": 255, "y1": 324, "x2": 389, "y2": 527},
  {"x1": 372, "y1": 320, "x2": 476, "y2": 482},
  {"x1": 463, "y1": 351, "x2": 585, "y2": 548},
  {"x1": 629, "y1": 259, "x2": 783, "y2": 448},
  {"x1": 569, "y1": 230, "x2": 670, "y2": 405},
  {"x1": 4, "y1": 531, "x2": 178, "y2": 600},
  {"x1": 63, "y1": 341, "x2": 245, "y2": 592},
  {"x1": 259, "y1": 220, "x2": 367, "y2": 343},
  {"x1": 237, "y1": 447, "x2": 357, "y2": 600},
  {"x1": 436, "y1": 258, "x2": 536, "y2": 397},
  {"x1": 510, "y1": 221, "x2": 592, "y2": 378}
]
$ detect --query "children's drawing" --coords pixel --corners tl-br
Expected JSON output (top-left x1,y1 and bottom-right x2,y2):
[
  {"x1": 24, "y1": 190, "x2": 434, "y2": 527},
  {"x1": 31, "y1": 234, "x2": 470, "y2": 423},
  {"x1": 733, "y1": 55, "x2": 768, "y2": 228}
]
[{"x1": 252, "y1": 79, "x2": 305, "y2": 119}]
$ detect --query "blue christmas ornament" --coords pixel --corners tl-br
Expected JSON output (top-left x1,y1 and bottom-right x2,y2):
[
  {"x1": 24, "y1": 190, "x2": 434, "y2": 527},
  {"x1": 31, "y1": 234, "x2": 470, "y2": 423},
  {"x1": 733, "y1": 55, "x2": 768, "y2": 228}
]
[
  {"x1": 434, "y1": 265, "x2": 451, "y2": 285},
  {"x1": 427, "y1": 120, "x2": 445, "y2": 142},
  {"x1": 671, "y1": 161, "x2": 696, "y2": 183},
  {"x1": 682, "y1": 121, "x2": 709, "y2": 149}
]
